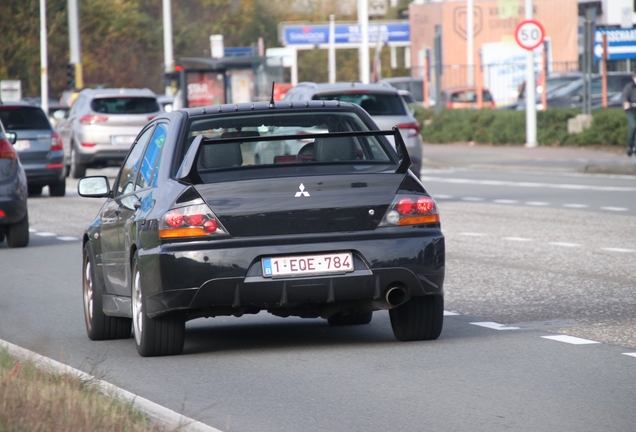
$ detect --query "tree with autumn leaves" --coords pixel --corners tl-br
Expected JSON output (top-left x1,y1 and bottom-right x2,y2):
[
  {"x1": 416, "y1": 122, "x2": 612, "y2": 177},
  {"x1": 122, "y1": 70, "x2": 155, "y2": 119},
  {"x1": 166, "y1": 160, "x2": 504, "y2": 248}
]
[{"x1": 0, "y1": 0, "x2": 410, "y2": 100}]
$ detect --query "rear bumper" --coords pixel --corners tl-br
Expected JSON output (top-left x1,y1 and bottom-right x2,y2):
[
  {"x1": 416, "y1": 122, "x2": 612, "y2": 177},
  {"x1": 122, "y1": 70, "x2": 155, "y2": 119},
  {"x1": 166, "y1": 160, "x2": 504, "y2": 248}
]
[
  {"x1": 22, "y1": 165, "x2": 65, "y2": 185},
  {"x1": 137, "y1": 229, "x2": 445, "y2": 318},
  {"x1": 75, "y1": 145, "x2": 130, "y2": 167}
]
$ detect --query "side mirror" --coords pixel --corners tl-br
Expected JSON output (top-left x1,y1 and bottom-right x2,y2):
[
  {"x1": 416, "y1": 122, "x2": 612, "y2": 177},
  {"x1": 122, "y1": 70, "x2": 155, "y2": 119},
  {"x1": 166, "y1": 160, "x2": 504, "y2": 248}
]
[
  {"x1": 4, "y1": 132, "x2": 16, "y2": 144},
  {"x1": 78, "y1": 176, "x2": 112, "y2": 198}
]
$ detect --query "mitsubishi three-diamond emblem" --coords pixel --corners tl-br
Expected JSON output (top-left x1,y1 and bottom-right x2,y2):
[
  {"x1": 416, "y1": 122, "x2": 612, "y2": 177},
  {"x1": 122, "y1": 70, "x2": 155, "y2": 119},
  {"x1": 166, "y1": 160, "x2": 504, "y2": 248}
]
[{"x1": 294, "y1": 183, "x2": 310, "y2": 197}]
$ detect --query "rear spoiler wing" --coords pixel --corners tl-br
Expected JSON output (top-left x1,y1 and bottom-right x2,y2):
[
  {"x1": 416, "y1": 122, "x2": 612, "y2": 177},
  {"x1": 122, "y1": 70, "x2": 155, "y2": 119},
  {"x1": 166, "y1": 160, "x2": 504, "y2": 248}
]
[{"x1": 176, "y1": 127, "x2": 411, "y2": 183}]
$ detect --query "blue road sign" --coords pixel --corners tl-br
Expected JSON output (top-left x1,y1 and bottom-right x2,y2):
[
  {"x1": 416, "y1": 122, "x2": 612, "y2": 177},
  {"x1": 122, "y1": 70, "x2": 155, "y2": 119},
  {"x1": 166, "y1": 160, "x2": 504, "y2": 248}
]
[
  {"x1": 282, "y1": 22, "x2": 410, "y2": 46},
  {"x1": 594, "y1": 28, "x2": 636, "y2": 60}
]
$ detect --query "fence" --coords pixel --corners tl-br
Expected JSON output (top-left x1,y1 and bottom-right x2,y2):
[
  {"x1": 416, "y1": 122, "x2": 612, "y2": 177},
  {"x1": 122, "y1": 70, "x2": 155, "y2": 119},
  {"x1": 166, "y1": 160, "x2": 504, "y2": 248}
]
[{"x1": 432, "y1": 61, "x2": 579, "y2": 107}]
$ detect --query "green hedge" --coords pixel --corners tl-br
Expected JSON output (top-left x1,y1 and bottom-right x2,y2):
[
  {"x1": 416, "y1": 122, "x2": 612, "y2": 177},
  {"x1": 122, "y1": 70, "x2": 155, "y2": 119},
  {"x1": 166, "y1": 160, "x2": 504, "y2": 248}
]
[{"x1": 413, "y1": 106, "x2": 629, "y2": 147}]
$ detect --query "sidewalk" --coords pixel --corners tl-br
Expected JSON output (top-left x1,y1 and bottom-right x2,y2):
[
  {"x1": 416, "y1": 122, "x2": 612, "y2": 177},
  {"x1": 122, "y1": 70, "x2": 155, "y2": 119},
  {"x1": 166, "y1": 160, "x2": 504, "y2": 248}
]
[{"x1": 421, "y1": 143, "x2": 636, "y2": 176}]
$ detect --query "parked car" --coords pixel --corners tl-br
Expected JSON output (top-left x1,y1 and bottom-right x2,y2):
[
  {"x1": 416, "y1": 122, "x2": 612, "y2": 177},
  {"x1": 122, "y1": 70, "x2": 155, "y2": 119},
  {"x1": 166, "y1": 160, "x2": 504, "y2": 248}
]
[
  {"x1": 511, "y1": 71, "x2": 583, "y2": 110},
  {"x1": 56, "y1": 88, "x2": 162, "y2": 178},
  {"x1": 283, "y1": 82, "x2": 423, "y2": 178},
  {"x1": 253, "y1": 126, "x2": 327, "y2": 165},
  {"x1": 0, "y1": 119, "x2": 29, "y2": 247},
  {"x1": 441, "y1": 86, "x2": 496, "y2": 109},
  {"x1": 21, "y1": 96, "x2": 70, "y2": 128},
  {"x1": 543, "y1": 72, "x2": 633, "y2": 109},
  {"x1": 380, "y1": 77, "x2": 424, "y2": 102},
  {"x1": 77, "y1": 100, "x2": 445, "y2": 357},
  {"x1": 380, "y1": 77, "x2": 437, "y2": 106},
  {"x1": 0, "y1": 101, "x2": 66, "y2": 196}
]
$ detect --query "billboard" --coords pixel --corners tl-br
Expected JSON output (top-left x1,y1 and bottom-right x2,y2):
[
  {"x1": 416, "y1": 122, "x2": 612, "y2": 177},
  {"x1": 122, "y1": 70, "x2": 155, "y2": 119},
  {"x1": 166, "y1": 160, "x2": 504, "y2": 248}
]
[
  {"x1": 186, "y1": 72, "x2": 225, "y2": 108},
  {"x1": 282, "y1": 22, "x2": 410, "y2": 46}
]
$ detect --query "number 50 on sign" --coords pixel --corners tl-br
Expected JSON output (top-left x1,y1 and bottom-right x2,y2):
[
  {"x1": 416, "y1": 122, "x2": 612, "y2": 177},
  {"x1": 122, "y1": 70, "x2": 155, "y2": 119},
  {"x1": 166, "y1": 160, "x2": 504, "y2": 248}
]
[{"x1": 515, "y1": 19, "x2": 546, "y2": 51}]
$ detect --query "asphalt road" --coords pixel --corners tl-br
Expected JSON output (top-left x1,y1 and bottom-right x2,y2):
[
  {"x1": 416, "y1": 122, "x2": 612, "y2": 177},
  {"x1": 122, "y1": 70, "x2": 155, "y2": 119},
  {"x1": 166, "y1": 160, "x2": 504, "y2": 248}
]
[{"x1": 1, "y1": 150, "x2": 635, "y2": 431}]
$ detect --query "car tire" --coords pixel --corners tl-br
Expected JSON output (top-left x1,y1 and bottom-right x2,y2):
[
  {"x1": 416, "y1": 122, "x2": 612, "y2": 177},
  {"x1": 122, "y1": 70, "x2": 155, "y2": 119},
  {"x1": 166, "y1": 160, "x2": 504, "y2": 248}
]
[
  {"x1": 70, "y1": 145, "x2": 87, "y2": 179},
  {"x1": 328, "y1": 310, "x2": 373, "y2": 326},
  {"x1": 49, "y1": 178, "x2": 66, "y2": 197},
  {"x1": 132, "y1": 253, "x2": 185, "y2": 357},
  {"x1": 6, "y1": 212, "x2": 29, "y2": 248},
  {"x1": 0, "y1": 233, "x2": 5, "y2": 243},
  {"x1": 389, "y1": 295, "x2": 443, "y2": 341},
  {"x1": 83, "y1": 242, "x2": 131, "y2": 340},
  {"x1": 28, "y1": 185, "x2": 43, "y2": 196}
]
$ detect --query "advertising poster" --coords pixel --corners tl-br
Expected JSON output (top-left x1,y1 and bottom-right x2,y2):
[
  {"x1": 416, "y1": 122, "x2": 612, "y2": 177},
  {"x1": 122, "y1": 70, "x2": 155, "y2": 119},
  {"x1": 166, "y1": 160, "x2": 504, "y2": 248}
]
[{"x1": 186, "y1": 72, "x2": 225, "y2": 107}]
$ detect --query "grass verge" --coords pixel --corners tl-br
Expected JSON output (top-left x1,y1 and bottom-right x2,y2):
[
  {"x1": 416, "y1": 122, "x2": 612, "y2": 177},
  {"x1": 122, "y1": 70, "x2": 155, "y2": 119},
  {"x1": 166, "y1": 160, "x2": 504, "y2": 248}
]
[{"x1": 0, "y1": 348, "x2": 168, "y2": 431}]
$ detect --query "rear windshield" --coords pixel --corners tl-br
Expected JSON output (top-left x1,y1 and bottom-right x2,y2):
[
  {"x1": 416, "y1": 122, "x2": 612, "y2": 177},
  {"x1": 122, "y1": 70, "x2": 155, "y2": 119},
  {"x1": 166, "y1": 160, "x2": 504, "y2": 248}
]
[
  {"x1": 312, "y1": 93, "x2": 407, "y2": 116},
  {"x1": 90, "y1": 97, "x2": 160, "y2": 114},
  {"x1": 0, "y1": 106, "x2": 51, "y2": 130},
  {"x1": 179, "y1": 110, "x2": 395, "y2": 181}
]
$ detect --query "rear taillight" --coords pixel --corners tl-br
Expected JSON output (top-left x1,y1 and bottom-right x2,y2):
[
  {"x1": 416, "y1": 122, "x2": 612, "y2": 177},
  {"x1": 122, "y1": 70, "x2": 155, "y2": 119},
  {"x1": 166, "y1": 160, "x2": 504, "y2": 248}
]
[
  {"x1": 148, "y1": 115, "x2": 157, "y2": 121},
  {"x1": 79, "y1": 115, "x2": 108, "y2": 125},
  {"x1": 397, "y1": 123, "x2": 420, "y2": 138},
  {"x1": 0, "y1": 209, "x2": 5, "y2": 218},
  {"x1": 380, "y1": 195, "x2": 439, "y2": 227},
  {"x1": 51, "y1": 132, "x2": 63, "y2": 151},
  {"x1": 159, "y1": 204, "x2": 228, "y2": 239},
  {"x1": 0, "y1": 139, "x2": 16, "y2": 159}
]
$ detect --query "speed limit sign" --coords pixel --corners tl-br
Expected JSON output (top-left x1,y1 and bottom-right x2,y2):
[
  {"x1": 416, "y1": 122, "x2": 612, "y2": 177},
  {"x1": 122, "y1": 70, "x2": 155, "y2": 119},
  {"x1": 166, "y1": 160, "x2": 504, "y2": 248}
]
[{"x1": 515, "y1": 19, "x2": 545, "y2": 51}]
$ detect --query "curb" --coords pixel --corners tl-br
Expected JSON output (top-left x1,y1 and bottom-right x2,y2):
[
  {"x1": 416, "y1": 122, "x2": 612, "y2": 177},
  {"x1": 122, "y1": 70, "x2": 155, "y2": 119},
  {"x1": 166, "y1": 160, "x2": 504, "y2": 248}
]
[{"x1": 0, "y1": 339, "x2": 222, "y2": 432}]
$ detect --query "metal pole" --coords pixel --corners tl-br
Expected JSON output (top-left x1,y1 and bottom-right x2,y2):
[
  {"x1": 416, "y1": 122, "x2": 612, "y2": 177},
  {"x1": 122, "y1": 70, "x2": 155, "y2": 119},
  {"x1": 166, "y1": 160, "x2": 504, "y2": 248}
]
[
  {"x1": 162, "y1": 0, "x2": 174, "y2": 96},
  {"x1": 467, "y1": 0, "x2": 474, "y2": 86},
  {"x1": 40, "y1": 0, "x2": 48, "y2": 114},
  {"x1": 329, "y1": 14, "x2": 336, "y2": 84},
  {"x1": 67, "y1": 0, "x2": 82, "y2": 89},
  {"x1": 524, "y1": 0, "x2": 537, "y2": 148},
  {"x1": 291, "y1": 48, "x2": 298, "y2": 86},
  {"x1": 358, "y1": 0, "x2": 369, "y2": 84}
]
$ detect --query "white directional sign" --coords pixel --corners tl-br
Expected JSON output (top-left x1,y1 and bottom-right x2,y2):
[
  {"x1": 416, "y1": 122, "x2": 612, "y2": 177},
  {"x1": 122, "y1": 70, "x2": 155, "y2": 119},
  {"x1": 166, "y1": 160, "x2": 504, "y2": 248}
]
[
  {"x1": 594, "y1": 28, "x2": 636, "y2": 60},
  {"x1": 515, "y1": 19, "x2": 545, "y2": 51}
]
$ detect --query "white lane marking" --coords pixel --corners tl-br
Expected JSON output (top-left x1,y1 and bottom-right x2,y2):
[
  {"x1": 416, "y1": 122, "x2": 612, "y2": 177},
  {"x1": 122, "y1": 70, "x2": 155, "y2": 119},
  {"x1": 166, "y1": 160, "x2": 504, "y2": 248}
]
[
  {"x1": 541, "y1": 335, "x2": 600, "y2": 345},
  {"x1": 28, "y1": 228, "x2": 37, "y2": 233},
  {"x1": 419, "y1": 176, "x2": 636, "y2": 192},
  {"x1": 462, "y1": 197, "x2": 485, "y2": 201},
  {"x1": 471, "y1": 322, "x2": 520, "y2": 330},
  {"x1": 549, "y1": 242, "x2": 581, "y2": 247},
  {"x1": 35, "y1": 232, "x2": 57, "y2": 237},
  {"x1": 563, "y1": 204, "x2": 588, "y2": 208},
  {"x1": 601, "y1": 206, "x2": 628, "y2": 212},
  {"x1": 493, "y1": 199, "x2": 518, "y2": 204},
  {"x1": 459, "y1": 232, "x2": 487, "y2": 236},
  {"x1": 601, "y1": 248, "x2": 635, "y2": 253},
  {"x1": 444, "y1": 310, "x2": 461, "y2": 316},
  {"x1": 57, "y1": 236, "x2": 79, "y2": 241},
  {"x1": 434, "y1": 194, "x2": 454, "y2": 199},
  {"x1": 504, "y1": 237, "x2": 533, "y2": 242},
  {"x1": 526, "y1": 201, "x2": 550, "y2": 206},
  {"x1": 622, "y1": 353, "x2": 636, "y2": 358}
]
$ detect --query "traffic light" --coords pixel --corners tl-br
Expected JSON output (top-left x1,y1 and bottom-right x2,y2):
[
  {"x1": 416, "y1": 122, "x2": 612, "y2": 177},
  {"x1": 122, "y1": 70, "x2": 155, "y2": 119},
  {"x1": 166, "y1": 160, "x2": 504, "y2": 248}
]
[{"x1": 67, "y1": 63, "x2": 76, "y2": 89}]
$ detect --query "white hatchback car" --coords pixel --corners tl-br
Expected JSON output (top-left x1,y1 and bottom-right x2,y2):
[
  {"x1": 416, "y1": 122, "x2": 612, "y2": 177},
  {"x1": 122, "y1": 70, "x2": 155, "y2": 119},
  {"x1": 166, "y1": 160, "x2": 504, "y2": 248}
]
[
  {"x1": 57, "y1": 88, "x2": 162, "y2": 178},
  {"x1": 283, "y1": 83, "x2": 423, "y2": 178}
]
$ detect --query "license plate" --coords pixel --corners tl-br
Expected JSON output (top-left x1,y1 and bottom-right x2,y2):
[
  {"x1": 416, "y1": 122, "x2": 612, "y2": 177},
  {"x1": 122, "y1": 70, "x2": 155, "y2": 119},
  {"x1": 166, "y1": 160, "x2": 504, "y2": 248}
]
[
  {"x1": 13, "y1": 140, "x2": 30, "y2": 151},
  {"x1": 111, "y1": 135, "x2": 135, "y2": 145},
  {"x1": 262, "y1": 252, "x2": 353, "y2": 278}
]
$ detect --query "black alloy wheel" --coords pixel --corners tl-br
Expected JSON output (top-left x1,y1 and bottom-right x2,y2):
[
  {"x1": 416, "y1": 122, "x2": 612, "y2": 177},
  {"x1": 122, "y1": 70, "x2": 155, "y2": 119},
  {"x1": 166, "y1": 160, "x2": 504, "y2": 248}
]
[
  {"x1": 82, "y1": 242, "x2": 131, "y2": 340},
  {"x1": 132, "y1": 253, "x2": 185, "y2": 357}
]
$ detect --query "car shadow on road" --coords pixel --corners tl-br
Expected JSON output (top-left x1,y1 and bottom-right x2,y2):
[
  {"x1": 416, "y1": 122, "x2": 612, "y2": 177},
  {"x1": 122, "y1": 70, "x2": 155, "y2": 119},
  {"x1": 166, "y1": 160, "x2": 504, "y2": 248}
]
[{"x1": 181, "y1": 312, "x2": 469, "y2": 356}]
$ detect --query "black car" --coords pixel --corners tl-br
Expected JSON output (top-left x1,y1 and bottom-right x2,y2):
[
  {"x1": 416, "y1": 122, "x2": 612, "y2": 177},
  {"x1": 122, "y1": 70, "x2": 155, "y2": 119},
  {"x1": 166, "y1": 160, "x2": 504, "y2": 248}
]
[
  {"x1": 0, "y1": 101, "x2": 66, "y2": 196},
  {"x1": 78, "y1": 101, "x2": 445, "y2": 357},
  {"x1": 544, "y1": 72, "x2": 633, "y2": 109},
  {"x1": 0, "y1": 120, "x2": 29, "y2": 248}
]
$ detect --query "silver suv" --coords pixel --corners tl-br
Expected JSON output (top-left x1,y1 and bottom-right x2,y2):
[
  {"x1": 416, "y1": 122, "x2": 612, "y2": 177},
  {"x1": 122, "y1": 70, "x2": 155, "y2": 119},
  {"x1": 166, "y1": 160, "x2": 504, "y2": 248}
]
[
  {"x1": 283, "y1": 82, "x2": 423, "y2": 177},
  {"x1": 57, "y1": 88, "x2": 161, "y2": 178}
]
